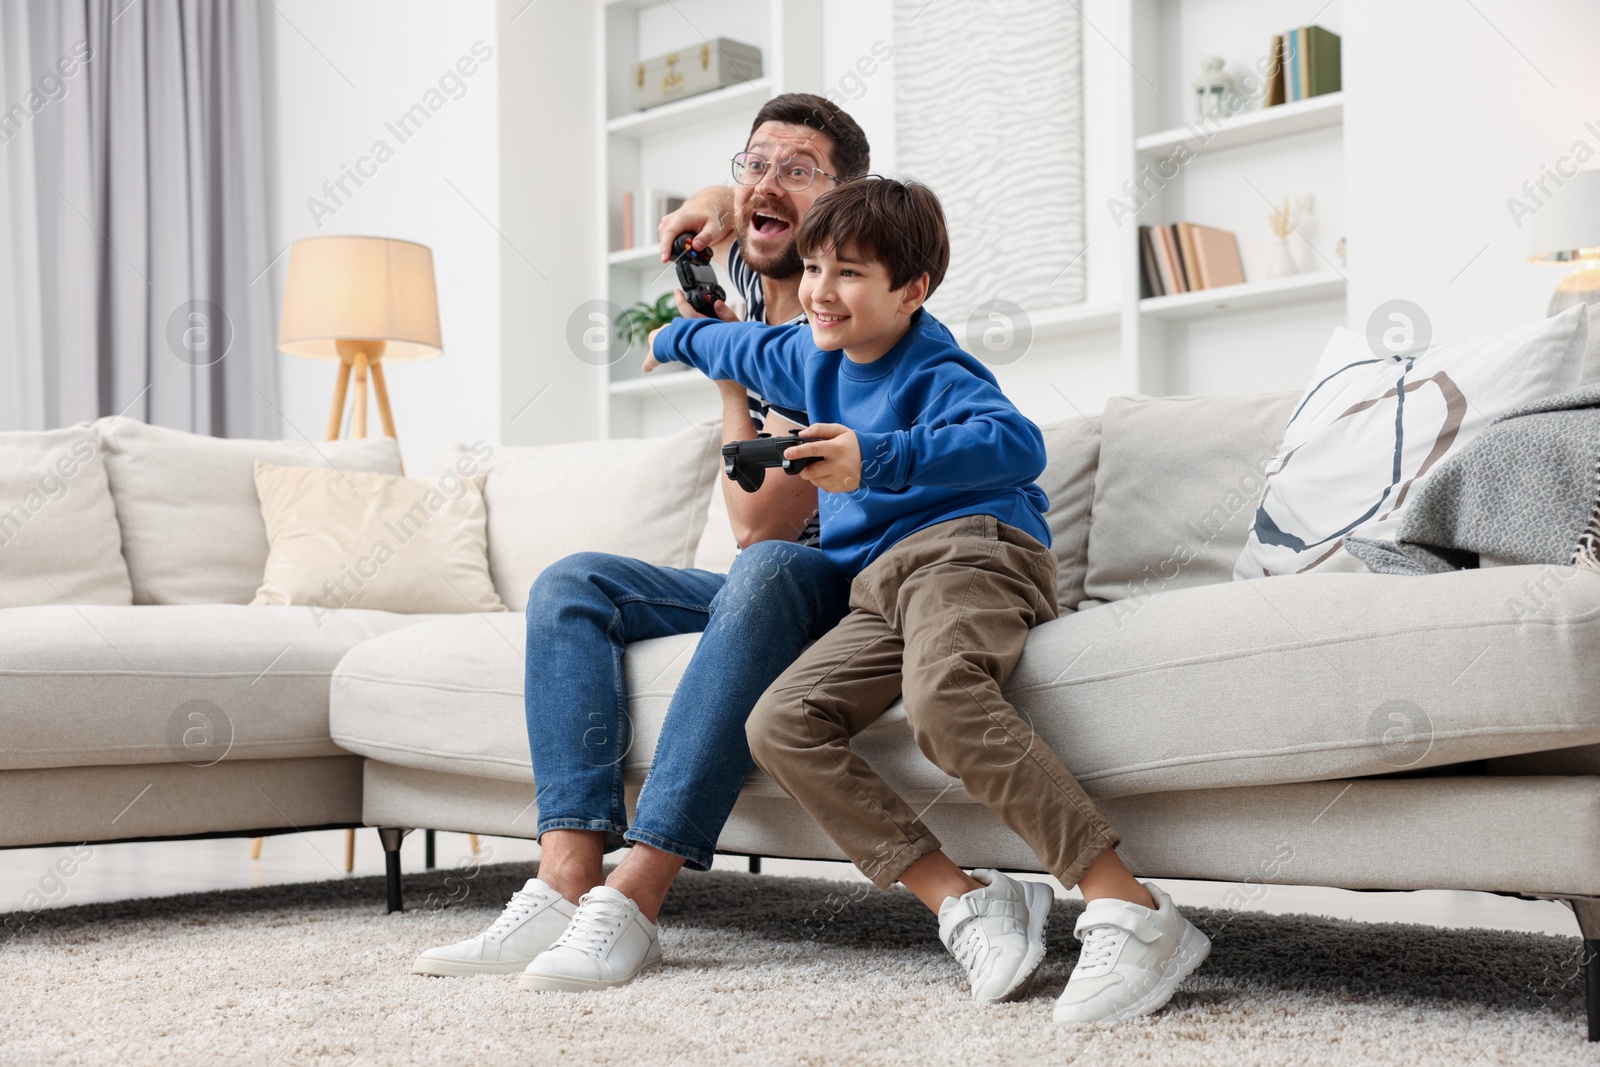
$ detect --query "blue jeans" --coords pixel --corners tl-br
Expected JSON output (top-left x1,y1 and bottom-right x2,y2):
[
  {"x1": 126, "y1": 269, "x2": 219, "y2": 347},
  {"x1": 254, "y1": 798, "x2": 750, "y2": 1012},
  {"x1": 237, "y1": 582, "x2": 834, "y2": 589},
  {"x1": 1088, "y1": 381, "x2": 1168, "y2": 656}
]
[{"x1": 525, "y1": 541, "x2": 852, "y2": 871}]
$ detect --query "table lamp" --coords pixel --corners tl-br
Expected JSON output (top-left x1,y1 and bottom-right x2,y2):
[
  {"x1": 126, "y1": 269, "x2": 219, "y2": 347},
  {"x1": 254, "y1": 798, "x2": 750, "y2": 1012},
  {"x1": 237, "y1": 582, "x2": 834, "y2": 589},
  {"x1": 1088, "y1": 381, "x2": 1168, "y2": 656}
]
[
  {"x1": 1529, "y1": 169, "x2": 1600, "y2": 316},
  {"x1": 277, "y1": 235, "x2": 443, "y2": 464}
]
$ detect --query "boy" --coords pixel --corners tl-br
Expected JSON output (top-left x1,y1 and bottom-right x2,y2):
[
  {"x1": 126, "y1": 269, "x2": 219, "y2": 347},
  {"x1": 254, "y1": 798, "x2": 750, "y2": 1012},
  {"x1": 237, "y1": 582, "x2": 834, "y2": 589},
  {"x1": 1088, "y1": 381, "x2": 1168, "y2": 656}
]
[{"x1": 640, "y1": 177, "x2": 1210, "y2": 1021}]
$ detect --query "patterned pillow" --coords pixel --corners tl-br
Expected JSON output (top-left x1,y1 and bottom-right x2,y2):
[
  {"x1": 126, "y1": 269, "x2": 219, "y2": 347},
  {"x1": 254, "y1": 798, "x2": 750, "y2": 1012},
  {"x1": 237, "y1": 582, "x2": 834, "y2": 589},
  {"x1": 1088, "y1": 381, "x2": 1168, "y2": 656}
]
[{"x1": 1235, "y1": 304, "x2": 1591, "y2": 578}]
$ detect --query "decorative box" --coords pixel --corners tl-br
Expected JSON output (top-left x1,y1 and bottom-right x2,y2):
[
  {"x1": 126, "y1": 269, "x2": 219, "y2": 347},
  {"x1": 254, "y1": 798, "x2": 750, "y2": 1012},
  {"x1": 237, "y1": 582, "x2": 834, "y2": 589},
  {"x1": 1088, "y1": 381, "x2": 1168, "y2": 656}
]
[{"x1": 631, "y1": 38, "x2": 763, "y2": 111}]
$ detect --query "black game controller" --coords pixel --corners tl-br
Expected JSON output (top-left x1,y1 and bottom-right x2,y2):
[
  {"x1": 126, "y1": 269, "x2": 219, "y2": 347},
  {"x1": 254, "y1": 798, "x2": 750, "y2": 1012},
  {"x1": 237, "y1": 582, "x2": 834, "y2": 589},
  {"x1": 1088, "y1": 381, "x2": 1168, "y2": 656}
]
[
  {"x1": 671, "y1": 233, "x2": 727, "y2": 317},
  {"x1": 722, "y1": 433, "x2": 821, "y2": 493}
]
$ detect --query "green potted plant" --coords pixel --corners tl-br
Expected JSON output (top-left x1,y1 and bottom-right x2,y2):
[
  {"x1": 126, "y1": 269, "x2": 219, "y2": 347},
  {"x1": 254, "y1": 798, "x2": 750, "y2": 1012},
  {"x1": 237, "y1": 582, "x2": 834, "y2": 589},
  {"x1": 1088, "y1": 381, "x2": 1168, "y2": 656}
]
[{"x1": 614, "y1": 293, "x2": 683, "y2": 369}]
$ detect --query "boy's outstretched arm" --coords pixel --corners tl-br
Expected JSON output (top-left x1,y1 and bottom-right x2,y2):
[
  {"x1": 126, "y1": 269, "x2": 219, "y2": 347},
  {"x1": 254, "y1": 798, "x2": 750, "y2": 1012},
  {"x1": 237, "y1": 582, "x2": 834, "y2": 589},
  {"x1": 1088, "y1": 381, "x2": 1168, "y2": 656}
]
[{"x1": 645, "y1": 318, "x2": 810, "y2": 413}]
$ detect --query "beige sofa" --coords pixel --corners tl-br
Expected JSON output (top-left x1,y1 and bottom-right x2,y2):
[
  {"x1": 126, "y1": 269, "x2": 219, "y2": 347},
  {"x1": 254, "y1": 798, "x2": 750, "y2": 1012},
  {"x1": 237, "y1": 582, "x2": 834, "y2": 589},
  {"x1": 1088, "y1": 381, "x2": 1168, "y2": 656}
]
[{"x1": 6, "y1": 382, "x2": 1600, "y2": 1040}]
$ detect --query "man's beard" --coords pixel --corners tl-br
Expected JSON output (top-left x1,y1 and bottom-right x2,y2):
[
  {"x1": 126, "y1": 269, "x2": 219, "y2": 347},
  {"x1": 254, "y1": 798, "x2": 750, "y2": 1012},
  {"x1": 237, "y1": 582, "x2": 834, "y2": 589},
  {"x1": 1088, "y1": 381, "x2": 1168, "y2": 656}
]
[{"x1": 736, "y1": 200, "x2": 803, "y2": 280}]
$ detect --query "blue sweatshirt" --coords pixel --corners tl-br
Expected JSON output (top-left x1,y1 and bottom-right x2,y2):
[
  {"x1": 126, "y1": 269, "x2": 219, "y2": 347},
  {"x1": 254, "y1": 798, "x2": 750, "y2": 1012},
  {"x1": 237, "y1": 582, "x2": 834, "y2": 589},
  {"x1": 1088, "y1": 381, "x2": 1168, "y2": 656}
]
[{"x1": 655, "y1": 307, "x2": 1051, "y2": 576}]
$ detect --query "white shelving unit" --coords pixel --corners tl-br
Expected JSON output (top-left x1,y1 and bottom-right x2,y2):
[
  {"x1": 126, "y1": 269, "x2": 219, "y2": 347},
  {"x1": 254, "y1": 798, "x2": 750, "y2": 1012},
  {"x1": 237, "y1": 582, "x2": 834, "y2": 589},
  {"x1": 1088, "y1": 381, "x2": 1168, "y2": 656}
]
[
  {"x1": 1121, "y1": 0, "x2": 1349, "y2": 395},
  {"x1": 593, "y1": 0, "x2": 822, "y2": 437}
]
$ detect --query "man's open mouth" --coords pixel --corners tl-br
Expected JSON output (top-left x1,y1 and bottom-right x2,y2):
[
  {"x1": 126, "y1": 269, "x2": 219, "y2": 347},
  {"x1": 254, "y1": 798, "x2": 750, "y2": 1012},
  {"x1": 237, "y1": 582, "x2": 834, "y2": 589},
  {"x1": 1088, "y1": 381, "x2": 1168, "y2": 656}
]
[
  {"x1": 812, "y1": 312, "x2": 848, "y2": 326},
  {"x1": 751, "y1": 211, "x2": 791, "y2": 237}
]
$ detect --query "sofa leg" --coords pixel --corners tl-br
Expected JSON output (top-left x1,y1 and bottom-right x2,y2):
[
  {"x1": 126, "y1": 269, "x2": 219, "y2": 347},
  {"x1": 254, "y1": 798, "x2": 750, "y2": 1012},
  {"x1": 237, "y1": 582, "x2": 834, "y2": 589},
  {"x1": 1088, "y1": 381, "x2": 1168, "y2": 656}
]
[
  {"x1": 424, "y1": 829, "x2": 436, "y2": 870},
  {"x1": 748, "y1": 855, "x2": 762, "y2": 875},
  {"x1": 377, "y1": 827, "x2": 412, "y2": 914},
  {"x1": 1569, "y1": 898, "x2": 1600, "y2": 1041}
]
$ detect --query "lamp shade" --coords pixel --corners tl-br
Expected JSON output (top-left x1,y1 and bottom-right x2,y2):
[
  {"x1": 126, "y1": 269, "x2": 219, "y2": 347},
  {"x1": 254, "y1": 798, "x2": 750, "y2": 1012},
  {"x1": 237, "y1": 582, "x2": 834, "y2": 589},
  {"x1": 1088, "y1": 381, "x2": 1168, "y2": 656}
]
[
  {"x1": 277, "y1": 236, "x2": 443, "y2": 361},
  {"x1": 1528, "y1": 169, "x2": 1600, "y2": 263}
]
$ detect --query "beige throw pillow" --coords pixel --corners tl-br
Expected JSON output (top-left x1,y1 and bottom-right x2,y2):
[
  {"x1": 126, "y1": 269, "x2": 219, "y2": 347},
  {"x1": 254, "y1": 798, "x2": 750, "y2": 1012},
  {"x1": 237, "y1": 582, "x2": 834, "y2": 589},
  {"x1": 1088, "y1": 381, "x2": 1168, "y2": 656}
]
[{"x1": 251, "y1": 460, "x2": 506, "y2": 618}]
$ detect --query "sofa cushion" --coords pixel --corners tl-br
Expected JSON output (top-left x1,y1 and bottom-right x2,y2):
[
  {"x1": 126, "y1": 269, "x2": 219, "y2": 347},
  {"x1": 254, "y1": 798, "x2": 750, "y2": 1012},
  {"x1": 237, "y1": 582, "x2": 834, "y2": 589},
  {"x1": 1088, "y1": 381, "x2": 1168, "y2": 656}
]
[
  {"x1": 251, "y1": 461, "x2": 505, "y2": 615},
  {"x1": 0, "y1": 605, "x2": 439, "y2": 770},
  {"x1": 1036, "y1": 414, "x2": 1100, "y2": 612},
  {"x1": 1082, "y1": 392, "x2": 1298, "y2": 605},
  {"x1": 0, "y1": 424, "x2": 131, "y2": 608},
  {"x1": 432, "y1": 422, "x2": 722, "y2": 611},
  {"x1": 332, "y1": 563, "x2": 1600, "y2": 802},
  {"x1": 96, "y1": 418, "x2": 403, "y2": 605}
]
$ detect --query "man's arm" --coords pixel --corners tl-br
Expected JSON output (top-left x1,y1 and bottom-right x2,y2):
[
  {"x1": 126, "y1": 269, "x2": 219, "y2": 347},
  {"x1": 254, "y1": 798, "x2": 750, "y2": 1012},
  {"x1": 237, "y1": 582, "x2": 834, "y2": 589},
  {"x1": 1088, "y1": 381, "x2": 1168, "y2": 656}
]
[{"x1": 715, "y1": 388, "x2": 821, "y2": 548}]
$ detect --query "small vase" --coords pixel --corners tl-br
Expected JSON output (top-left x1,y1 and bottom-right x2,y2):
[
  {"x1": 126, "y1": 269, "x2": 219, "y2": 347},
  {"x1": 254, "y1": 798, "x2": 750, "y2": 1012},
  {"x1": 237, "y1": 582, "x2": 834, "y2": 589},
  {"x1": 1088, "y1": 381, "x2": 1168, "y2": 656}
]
[{"x1": 1266, "y1": 238, "x2": 1299, "y2": 280}]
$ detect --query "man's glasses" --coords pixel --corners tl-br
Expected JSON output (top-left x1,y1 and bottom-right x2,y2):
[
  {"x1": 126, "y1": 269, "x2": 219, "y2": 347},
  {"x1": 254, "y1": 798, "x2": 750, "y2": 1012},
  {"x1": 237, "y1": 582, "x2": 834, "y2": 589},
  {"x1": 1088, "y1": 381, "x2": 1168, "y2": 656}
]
[{"x1": 730, "y1": 152, "x2": 841, "y2": 192}]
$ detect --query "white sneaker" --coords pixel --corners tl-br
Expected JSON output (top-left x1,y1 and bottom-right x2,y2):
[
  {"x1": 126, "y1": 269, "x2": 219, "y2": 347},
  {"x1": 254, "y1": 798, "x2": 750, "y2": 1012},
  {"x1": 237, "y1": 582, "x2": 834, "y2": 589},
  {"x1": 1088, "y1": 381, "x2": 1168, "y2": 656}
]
[
  {"x1": 410, "y1": 878, "x2": 576, "y2": 977},
  {"x1": 1052, "y1": 881, "x2": 1210, "y2": 1023},
  {"x1": 937, "y1": 869, "x2": 1052, "y2": 1003},
  {"x1": 517, "y1": 885, "x2": 663, "y2": 992}
]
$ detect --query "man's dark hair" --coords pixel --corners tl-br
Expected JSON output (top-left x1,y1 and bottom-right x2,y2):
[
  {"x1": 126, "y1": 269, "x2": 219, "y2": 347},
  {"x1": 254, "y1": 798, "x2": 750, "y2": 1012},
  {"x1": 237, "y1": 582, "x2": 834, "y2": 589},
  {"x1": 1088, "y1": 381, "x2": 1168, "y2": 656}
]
[
  {"x1": 747, "y1": 93, "x2": 870, "y2": 181},
  {"x1": 795, "y1": 177, "x2": 949, "y2": 298}
]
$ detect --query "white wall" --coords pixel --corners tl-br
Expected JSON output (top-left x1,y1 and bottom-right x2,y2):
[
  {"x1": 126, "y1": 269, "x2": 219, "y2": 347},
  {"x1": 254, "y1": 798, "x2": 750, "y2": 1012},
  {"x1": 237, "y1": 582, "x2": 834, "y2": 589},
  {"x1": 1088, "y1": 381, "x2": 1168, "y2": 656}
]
[
  {"x1": 1345, "y1": 0, "x2": 1600, "y2": 341},
  {"x1": 261, "y1": 0, "x2": 500, "y2": 473}
]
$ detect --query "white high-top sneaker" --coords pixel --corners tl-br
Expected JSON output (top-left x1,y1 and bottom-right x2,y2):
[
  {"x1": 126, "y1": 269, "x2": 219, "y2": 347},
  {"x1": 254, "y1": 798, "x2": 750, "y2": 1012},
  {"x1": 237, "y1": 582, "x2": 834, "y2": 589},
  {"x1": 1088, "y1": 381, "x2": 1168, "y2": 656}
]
[
  {"x1": 518, "y1": 885, "x2": 663, "y2": 992},
  {"x1": 411, "y1": 878, "x2": 576, "y2": 977},
  {"x1": 1052, "y1": 882, "x2": 1211, "y2": 1023},
  {"x1": 937, "y1": 869, "x2": 1053, "y2": 1003}
]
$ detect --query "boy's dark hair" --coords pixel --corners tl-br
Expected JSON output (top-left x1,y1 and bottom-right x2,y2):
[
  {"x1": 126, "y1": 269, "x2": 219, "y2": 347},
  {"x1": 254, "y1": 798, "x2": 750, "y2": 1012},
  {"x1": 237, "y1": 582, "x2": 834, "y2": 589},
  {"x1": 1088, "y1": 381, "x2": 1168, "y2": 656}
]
[
  {"x1": 795, "y1": 177, "x2": 949, "y2": 297},
  {"x1": 747, "y1": 93, "x2": 870, "y2": 181}
]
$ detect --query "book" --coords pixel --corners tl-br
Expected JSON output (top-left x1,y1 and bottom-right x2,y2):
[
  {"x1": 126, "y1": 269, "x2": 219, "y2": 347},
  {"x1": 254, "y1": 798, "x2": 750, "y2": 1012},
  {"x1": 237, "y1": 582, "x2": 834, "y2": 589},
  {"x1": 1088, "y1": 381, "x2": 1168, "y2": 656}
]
[
  {"x1": 626, "y1": 188, "x2": 686, "y2": 251},
  {"x1": 1305, "y1": 25, "x2": 1341, "y2": 97},
  {"x1": 1188, "y1": 225, "x2": 1245, "y2": 289},
  {"x1": 1265, "y1": 34, "x2": 1286, "y2": 107},
  {"x1": 1176, "y1": 223, "x2": 1201, "y2": 291},
  {"x1": 1291, "y1": 27, "x2": 1307, "y2": 101},
  {"x1": 1286, "y1": 28, "x2": 1299, "y2": 103},
  {"x1": 1157, "y1": 226, "x2": 1187, "y2": 294},
  {"x1": 1138, "y1": 226, "x2": 1163, "y2": 298}
]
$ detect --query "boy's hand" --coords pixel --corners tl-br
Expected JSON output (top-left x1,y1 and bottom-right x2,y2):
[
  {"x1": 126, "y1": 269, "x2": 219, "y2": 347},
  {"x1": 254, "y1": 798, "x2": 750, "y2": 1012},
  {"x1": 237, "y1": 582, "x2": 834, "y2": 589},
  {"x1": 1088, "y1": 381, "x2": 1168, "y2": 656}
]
[
  {"x1": 785, "y1": 424, "x2": 862, "y2": 494},
  {"x1": 642, "y1": 326, "x2": 667, "y2": 373}
]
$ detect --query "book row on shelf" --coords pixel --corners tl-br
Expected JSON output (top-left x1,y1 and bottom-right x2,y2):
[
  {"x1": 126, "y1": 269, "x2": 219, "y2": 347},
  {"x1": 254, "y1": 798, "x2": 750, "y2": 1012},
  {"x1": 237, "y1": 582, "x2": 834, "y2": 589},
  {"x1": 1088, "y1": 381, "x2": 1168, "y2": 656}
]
[
  {"x1": 1139, "y1": 223, "x2": 1244, "y2": 299},
  {"x1": 1267, "y1": 25, "x2": 1340, "y2": 106}
]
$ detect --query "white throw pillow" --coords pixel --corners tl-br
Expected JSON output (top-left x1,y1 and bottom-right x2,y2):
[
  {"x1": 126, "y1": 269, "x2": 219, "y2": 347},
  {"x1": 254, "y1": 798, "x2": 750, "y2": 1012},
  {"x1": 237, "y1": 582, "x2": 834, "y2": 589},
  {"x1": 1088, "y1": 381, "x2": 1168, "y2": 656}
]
[
  {"x1": 251, "y1": 461, "x2": 505, "y2": 617},
  {"x1": 0, "y1": 425, "x2": 132, "y2": 608},
  {"x1": 96, "y1": 418, "x2": 403, "y2": 604},
  {"x1": 1235, "y1": 304, "x2": 1590, "y2": 578},
  {"x1": 431, "y1": 421, "x2": 722, "y2": 611}
]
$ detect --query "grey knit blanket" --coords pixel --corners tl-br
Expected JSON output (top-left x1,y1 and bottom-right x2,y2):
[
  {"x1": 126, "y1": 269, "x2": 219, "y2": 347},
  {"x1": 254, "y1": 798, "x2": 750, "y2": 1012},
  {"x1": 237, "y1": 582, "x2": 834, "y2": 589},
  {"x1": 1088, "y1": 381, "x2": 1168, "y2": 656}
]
[{"x1": 1343, "y1": 386, "x2": 1600, "y2": 576}]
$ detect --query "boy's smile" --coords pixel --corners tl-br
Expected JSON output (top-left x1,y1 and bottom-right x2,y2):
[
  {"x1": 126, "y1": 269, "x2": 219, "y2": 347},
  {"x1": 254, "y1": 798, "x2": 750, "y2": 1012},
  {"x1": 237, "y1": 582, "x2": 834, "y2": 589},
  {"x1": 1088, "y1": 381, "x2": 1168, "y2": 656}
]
[{"x1": 799, "y1": 241, "x2": 927, "y2": 364}]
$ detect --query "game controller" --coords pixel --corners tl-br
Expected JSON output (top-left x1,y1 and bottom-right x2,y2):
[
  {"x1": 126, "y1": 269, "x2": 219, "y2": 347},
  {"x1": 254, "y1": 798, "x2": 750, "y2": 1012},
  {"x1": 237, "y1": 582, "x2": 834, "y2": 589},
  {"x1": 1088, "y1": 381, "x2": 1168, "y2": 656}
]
[
  {"x1": 722, "y1": 433, "x2": 821, "y2": 493},
  {"x1": 671, "y1": 233, "x2": 727, "y2": 317}
]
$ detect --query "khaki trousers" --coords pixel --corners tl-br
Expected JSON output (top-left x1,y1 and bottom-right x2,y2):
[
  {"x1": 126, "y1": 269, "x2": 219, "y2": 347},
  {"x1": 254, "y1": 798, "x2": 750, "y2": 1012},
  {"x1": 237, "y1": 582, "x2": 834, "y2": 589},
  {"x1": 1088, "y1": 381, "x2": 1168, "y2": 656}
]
[{"x1": 747, "y1": 514, "x2": 1120, "y2": 890}]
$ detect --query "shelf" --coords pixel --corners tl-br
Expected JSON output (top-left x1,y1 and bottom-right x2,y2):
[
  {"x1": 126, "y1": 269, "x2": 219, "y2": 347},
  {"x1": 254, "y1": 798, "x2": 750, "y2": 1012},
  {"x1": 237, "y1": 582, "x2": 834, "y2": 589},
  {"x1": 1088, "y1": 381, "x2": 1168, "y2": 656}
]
[
  {"x1": 607, "y1": 245, "x2": 673, "y2": 273},
  {"x1": 1139, "y1": 271, "x2": 1346, "y2": 321},
  {"x1": 609, "y1": 367, "x2": 715, "y2": 398},
  {"x1": 607, "y1": 78, "x2": 773, "y2": 139},
  {"x1": 1135, "y1": 92, "x2": 1343, "y2": 160},
  {"x1": 1030, "y1": 302, "x2": 1121, "y2": 337}
]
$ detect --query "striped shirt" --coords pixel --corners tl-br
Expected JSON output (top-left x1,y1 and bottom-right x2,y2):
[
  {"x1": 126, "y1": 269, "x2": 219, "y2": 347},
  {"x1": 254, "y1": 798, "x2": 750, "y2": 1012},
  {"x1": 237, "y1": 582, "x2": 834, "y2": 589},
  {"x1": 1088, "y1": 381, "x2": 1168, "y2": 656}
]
[{"x1": 727, "y1": 240, "x2": 820, "y2": 548}]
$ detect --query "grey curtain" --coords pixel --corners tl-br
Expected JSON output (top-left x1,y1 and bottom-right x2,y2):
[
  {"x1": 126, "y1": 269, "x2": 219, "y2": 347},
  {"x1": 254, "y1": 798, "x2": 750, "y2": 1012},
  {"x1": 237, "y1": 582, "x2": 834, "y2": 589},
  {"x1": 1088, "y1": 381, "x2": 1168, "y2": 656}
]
[{"x1": 14, "y1": 0, "x2": 276, "y2": 435}]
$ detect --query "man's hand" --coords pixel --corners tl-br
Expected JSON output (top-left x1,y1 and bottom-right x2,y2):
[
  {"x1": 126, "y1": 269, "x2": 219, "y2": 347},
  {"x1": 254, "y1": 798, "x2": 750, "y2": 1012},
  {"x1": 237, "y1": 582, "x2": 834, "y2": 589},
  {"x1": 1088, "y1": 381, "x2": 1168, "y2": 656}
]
[
  {"x1": 671, "y1": 286, "x2": 739, "y2": 322},
  {"x1": 659, "y1": 188, "x2": 735, "y2": 263},
  {"x1": 784, "y1": 423, "x2": 862, "y2": 494}
]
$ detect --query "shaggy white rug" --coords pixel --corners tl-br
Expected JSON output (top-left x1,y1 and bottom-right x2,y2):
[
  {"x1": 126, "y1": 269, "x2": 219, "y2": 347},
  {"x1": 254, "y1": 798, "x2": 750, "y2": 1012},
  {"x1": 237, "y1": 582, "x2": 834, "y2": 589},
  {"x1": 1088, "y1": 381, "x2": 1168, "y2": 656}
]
[{"x1": 0, "y1": 863, "x2": 1591, "y2": 1065}]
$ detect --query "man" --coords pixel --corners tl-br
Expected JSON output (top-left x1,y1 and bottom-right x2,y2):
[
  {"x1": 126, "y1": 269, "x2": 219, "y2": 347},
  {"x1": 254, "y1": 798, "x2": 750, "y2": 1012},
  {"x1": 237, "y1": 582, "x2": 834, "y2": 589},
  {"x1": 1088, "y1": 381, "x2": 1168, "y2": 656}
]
[{"x1": 411, "y1": 94, "x2": 871, "y2": 991}]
